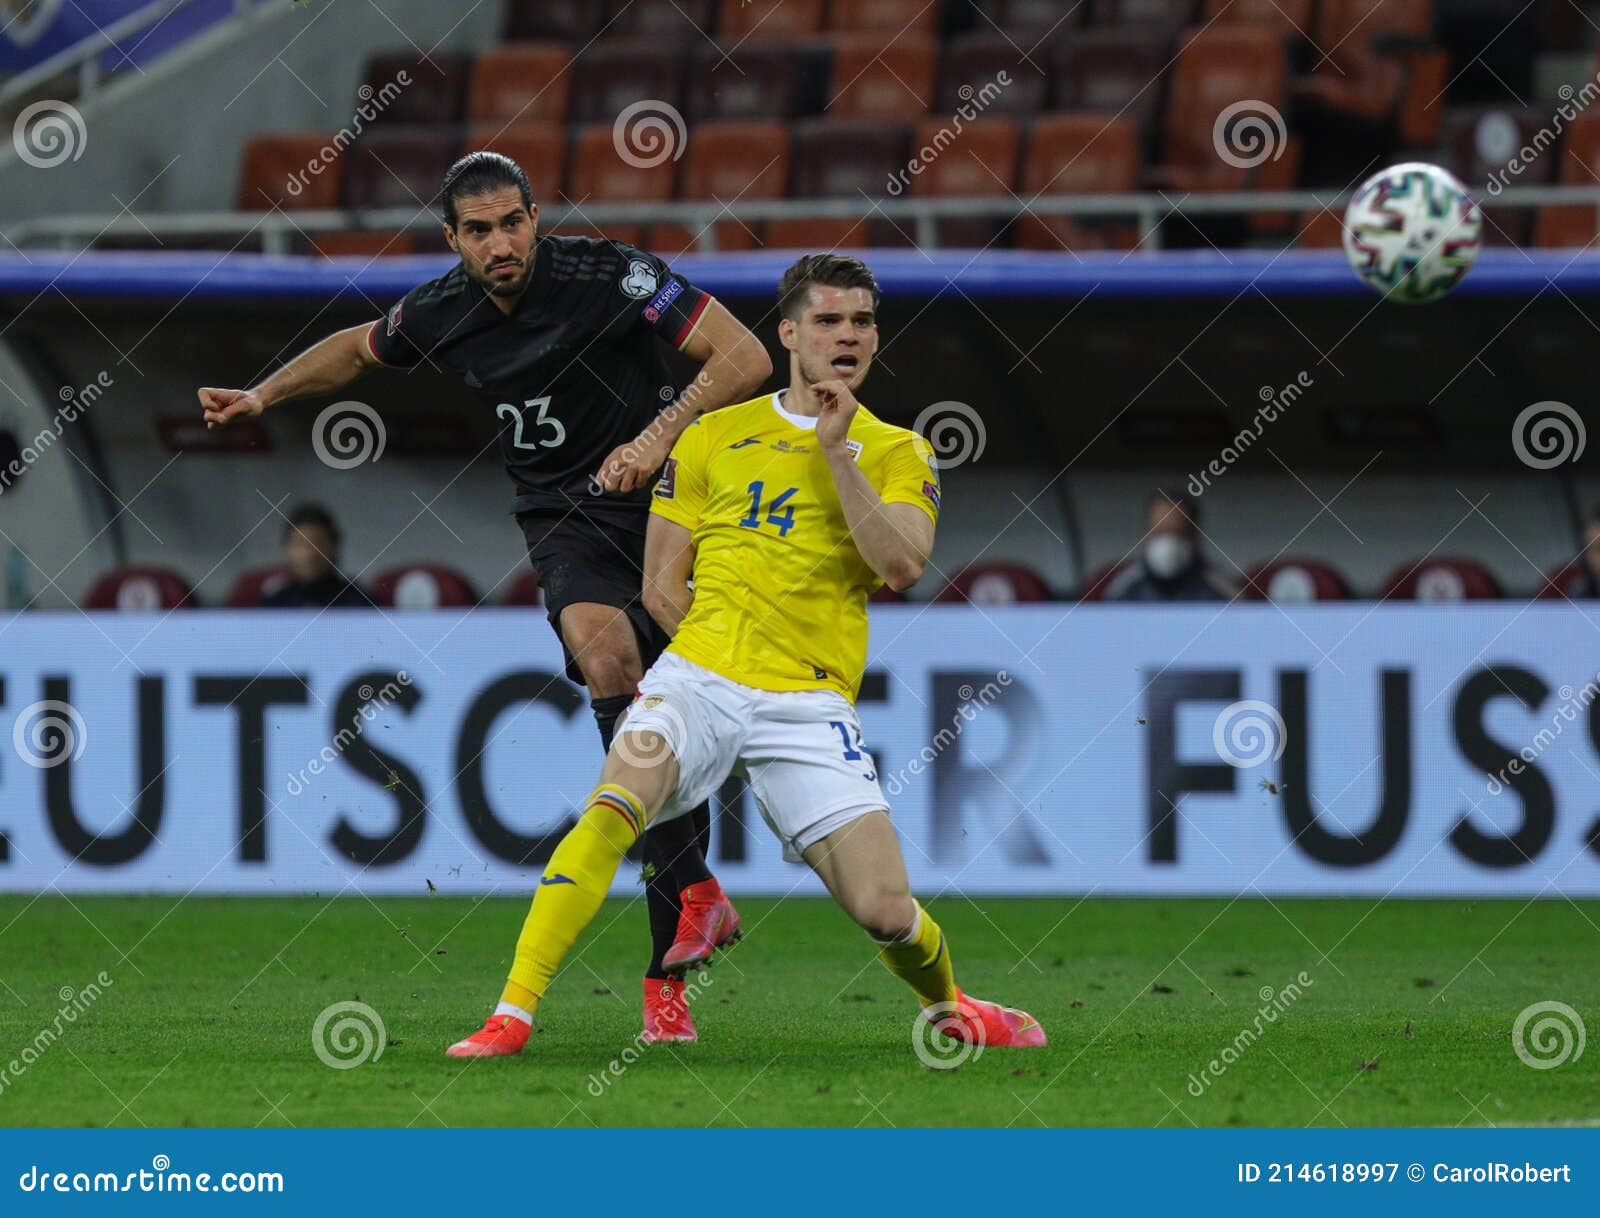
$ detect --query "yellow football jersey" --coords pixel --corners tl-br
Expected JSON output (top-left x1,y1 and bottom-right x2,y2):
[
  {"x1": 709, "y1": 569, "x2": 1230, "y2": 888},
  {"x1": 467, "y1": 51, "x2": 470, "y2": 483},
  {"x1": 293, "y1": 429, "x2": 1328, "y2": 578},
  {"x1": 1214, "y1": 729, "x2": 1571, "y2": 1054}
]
[{"x1": 650, "y1": 391, "x2": 940, "y2": 701}]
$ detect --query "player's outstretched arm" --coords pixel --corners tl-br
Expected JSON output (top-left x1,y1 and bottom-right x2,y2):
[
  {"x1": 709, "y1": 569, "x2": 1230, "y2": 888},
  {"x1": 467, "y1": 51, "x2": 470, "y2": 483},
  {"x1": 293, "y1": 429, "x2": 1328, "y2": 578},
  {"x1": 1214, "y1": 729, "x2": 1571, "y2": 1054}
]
[
  {"x1": 595, "y1": 298, "x2": 770, "y2": 493},
  {"x1": 641, "y1": 515, "x2": 697, "y2": 636},
  {"x1": 198, "y1": 321, "x2": 381, "y2": 429}
]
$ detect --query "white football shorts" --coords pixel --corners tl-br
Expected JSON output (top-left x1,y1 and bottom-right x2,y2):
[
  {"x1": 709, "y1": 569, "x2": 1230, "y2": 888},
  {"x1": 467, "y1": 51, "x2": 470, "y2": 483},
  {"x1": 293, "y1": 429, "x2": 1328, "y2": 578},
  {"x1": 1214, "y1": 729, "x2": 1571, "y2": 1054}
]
[{"x1": 616, "y1": 651, "x2": 888, "y2": 862}]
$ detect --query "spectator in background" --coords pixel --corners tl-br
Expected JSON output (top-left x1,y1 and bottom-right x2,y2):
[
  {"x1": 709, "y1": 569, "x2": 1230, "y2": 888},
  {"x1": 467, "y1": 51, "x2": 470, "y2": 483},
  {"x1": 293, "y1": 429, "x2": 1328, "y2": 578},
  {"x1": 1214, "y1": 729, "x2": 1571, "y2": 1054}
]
[
  {"x1": 1109, "y1": 489, "x2": 1237, "y2": 603},
  {"x1": 260, "y1": 504, "x2": 370, "y2": 608},
  {"x1": 1565, "y1": 506, "x2": 1600, "y2": 597}
]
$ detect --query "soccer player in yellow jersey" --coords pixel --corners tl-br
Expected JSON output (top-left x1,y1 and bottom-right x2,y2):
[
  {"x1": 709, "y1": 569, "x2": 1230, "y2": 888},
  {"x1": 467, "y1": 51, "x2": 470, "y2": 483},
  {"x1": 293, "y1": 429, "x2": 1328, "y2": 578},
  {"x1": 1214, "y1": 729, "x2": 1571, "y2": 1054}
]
[{"x1": 447, "y1": 254, "x2": 1045, "y2": 1058}]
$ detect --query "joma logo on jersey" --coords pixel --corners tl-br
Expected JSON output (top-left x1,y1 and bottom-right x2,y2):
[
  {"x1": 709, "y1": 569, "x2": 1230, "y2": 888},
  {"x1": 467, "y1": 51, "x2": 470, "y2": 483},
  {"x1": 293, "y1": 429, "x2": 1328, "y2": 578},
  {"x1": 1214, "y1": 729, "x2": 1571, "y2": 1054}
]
[
  {"x1": 728, "y1": 437, "x2": 760, "y2": 450},
  {"x1": 769, "y1": 438, "x2": 810, "y2": 454}
]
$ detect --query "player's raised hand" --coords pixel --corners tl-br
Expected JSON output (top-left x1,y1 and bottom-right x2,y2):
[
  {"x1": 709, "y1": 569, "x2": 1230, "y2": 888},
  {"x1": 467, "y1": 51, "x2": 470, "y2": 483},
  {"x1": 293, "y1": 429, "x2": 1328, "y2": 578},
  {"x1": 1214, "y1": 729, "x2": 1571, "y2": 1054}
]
[
  {"x1": 595, "y1": 430, "x2": 667, "y2": 494},
  {"x1": 812, "y1": 378, "x2": 859, "y2": 452},
  {"x1": 198, "y1": 387, "x2": 266, "y2": 430}
]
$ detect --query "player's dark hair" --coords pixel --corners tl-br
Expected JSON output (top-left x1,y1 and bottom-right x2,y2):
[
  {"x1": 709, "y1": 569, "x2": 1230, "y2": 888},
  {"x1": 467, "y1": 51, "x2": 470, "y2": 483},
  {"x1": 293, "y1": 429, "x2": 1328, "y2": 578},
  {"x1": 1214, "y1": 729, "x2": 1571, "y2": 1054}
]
[
  {"x1": 284, "y1": 503, "x2": 340, "y2": 543},
  {"x1": 440, "y1": 151, "x2": 533, "y2": 228},
  {"x1": 1149, "y1": 488, "x2": 1200, "y2": 532},
  {"x1": 777, "y1": 254, "x2": 881, "y2": 320}
]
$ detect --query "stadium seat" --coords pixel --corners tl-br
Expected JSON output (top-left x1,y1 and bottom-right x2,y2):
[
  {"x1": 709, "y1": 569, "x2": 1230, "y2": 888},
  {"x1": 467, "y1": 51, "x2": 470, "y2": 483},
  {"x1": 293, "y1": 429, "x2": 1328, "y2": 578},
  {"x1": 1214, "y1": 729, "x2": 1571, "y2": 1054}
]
[
  {"x1": 503, "y1": 0, "x2": 606, "y2": 41},
  {"x1": 1148, "y1": 26, "x2": 1295, "y2": 193},
  {"x1": 504, "y1": 570, "x2": 544, "y2": 606},
  {"x1": 654, "y1": 120, "x2": 790, "y2": 253},
  {"x1": 936, "y1": 562, "x2": 1054, "y2": 604},
  {"x1": 370, "y1": 565, "x2": 478, "y2": 609},
  {"x1": 1052, "y1": 29, "x2": 1173, "y2": 146},
  {"x1": 827, "y1": 32, "x2": 937, "y2": 121},
  {"x1": 1535, "y1": 560, "x2": 1588, "y2": 600},
  {"x1": 237, "y1": 133, "x2": 341, "y2": 210},
  {"x1": 1016, "y1": 114, "x2": 1140, "y2": 250},
  {"x1": 978, "y1": 0, "x2": 1084, "y2": 37},
  {"x1": 465, "y1": 122, "x2": 567, "y2": 196},
  {"x1": 1534, "y1": 112, "x2": 1600, "y2": 248},
  {"x1": 361, "y1": 51, "x2": 472, "y2": 126},
  {"x1": 226, "y1": 565, "x2": 292, "y2": 608},
  {"x1": 1381, "y1": 557, "x2": 1502, "y2": 601},
  {"x1": 1201, "y1": 0, "x2": 1312, "y2": 36},
  {"x1": 605, "y1": 0, "x2": 715, "y2": 39},
  {"x1": 826, "y1": 0, "x2": 941, "y2": 34},
  {"x1": 716, "y1": 0, "x2": 824, "y2": 39},
  {"x1": 908, "y1": 116, "x2": 1021, "y2": 248},
  {"x1": 569, "y1": 121, "x2": 680, "y2": 223},
  {"x1": 768, "y1": 119, "x2": 911, "y2": 248},
  {"x1": 467, "y1": 44, "x2": 573, "y2": 126},
  {"x1": 1292, "y1": 0, "x2": 1445, "y2": 147},
  {"x1": 686, "y1": 43, "x2": 819, "y2": 122},
  {"x1": 306, "y1": 231, "x2": 419, "y2": 257},
  {"x1": 1087, "y1": 0, "x2": 1197, "y2": 37},
  {"x1": 568, "y1": 41, "x2": 688, "y2": 126},
  {"x1": 1440, "y1": 106, "x2": 1552, "y2": 246},
  {"x1": 1293, "y1": 208, "x2": 1345, "y2": 249},
  {"x1": 1243, "y1": 558, "x2": 1350, "y2": 602},
  {"x1": 937, "y1": 32, "x2": 1051, "y2": 117},
  {"x1": 1079, "y1": 560, "x2": 1132, "y2": 601},
  {"x1": 341, "y1": 128, "x2": 460, "y2": 211},
  {"x1": 83, "y1": 566, "x2": 196, "y2": 611}
]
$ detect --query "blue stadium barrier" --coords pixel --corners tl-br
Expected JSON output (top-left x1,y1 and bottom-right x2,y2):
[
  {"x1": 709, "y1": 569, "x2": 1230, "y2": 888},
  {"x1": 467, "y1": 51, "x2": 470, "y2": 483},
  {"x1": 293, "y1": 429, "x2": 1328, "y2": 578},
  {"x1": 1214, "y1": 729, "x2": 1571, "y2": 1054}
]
[{"x1": 2, "y1": 248, "x2": 1598, "y2": 301}]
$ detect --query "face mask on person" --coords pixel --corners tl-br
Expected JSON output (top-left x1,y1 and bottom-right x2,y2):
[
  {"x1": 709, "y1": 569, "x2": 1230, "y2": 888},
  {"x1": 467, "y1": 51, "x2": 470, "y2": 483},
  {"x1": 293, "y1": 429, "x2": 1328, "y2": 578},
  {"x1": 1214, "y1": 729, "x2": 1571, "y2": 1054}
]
[{"x1": 1145, "y1": 535, "x2": 1193, "y2": 580}]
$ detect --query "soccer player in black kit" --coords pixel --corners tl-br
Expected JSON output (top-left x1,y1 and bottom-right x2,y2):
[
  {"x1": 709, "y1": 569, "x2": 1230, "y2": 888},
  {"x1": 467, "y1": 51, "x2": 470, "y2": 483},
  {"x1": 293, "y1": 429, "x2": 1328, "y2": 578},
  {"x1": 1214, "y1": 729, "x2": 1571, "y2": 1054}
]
[{"x1": 198, "y1": 152, "x2": 772, "y2": 1045}]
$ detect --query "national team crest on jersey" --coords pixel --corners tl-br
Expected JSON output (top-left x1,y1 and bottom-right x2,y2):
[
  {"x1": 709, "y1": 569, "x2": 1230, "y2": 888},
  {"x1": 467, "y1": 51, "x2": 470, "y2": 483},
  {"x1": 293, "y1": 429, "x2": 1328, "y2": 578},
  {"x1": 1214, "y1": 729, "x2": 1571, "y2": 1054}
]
[
  {"x1": 643, "y1": 278, "x2": 683, "y2": 322},
  {"x1": 621, "y1": 259, "x2": 659, "y2": 299},
  {"x1": 655, "y1": 457, "x2": 677, "y2": 499}
]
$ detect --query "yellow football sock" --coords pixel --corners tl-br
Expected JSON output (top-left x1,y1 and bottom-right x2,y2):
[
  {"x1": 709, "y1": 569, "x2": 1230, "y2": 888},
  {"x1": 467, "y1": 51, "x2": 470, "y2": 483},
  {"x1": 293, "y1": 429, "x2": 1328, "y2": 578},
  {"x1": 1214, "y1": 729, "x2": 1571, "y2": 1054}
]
[
  {"x1": 877, "y1": 902, "x2": 958, "y2": 1009},
  {"x1": 500, "y1": 783, "x2": 646, "y2": 1013}
]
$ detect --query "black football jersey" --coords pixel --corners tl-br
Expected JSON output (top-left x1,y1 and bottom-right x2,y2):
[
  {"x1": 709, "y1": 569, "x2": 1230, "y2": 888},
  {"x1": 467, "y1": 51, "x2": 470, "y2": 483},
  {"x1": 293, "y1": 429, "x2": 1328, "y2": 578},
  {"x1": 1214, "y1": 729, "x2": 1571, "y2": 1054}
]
[{"x1": 368, "y1": 236, "x2": 711, "y2": 518}]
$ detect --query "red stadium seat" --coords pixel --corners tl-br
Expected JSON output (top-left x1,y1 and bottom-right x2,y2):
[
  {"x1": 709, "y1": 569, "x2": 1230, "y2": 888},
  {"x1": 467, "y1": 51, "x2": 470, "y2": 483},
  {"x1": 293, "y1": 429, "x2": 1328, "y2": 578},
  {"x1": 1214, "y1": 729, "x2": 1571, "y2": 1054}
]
[
  {"x1": 936, "y1": 563, "x2": 1053, "y2": 604},
  {"x1": 226, "y1": 565, "x2": 292, "y2": 608},
  {"x1": 361, "y1": 51, "x2": 472, "y2": 126},
  {"x1": 826, "y1": 0, "x2": 940, "y2": 34},
  {"x1": 306, "y1": 231, "x2": 419, "y2": 258},
  {"x1": 827, "y1": 33, "x2": 937, "y2": 121},
  {"x1": 83, "y1": 567, "x2": 196, "y2": 611},
  {"x1": 370, "y1": 565, "x2": 478, "y2": 609},
  {"x1": 1292, "y1": 0, "x2": 1445, "y2": 147},
  {"x1": 1080, "y1": 560, "x2": 1132, "y2": 601},
  {"x1": 1536, "y1": 560, "x2": 1588, "y2": 600},
  {"x1": 1243, "y1": 559, "x2": 1350, "y2": 602},
  {"x1": 937, "y1": 32, "x2": 1051, "y2": 117},
  {"x1": 1381, "y1": 558, "x2": 1501, "y2": 602},
  {"x1": 654, "y1": 120, "x2": 790, "y2": 254},
  {"x1": 464, "y1": 122, "x2": 567, "y2": 196},
  {"x1": 1017, "y1": 114, "x2": 1140, "y2": 250},
  {"x1": 716, "y1": 0, "x2": 824, "y2": 38},
  {"x1": 503, "y1": 0, "x2": 606, "y2": 41},
  {"x1": 1088, "y1": 0, "x2": 1197, "y2": 36},
  {"x1": 604, "y1": 0, "x2": 714, "y2": 40},
  {"x1": 979, "y1": 0, "x2": 1083, "y2": 37},
  {"x1": 768, "y1": 119, "x2": 910, "y2": 248},
  {"x1": 569, "y1": 121, "x2": 680, "y2": 232},
  {"x1": 908, "y1": 116, "x2": 1021, "y2": 248},
  {"x1": 237, "y1": 133, "x2": 342, "y2": 210},
  {"x1": 468, "y1": 44, "x2": 573, "y2": 126},
  {"x1": 1202, "y1": 0, "x2": 1312, "y2": 35},
  {"x1": 568, "y1": 41, "x2": 688, "y2": 126},
  {"x1": 341, "y1": 128, "x2": 460, "y2": 211},
  {"x1": 1052, "y1": 29, "x2": 1173, "y2": 144},
  {"x1": 1294, "y1": 208, "x2": 1345, "y2": 249},
  {"x1": 686, "y1": 42, "x2": 818, "y2": 123},
  {"x1": 1535, "y1": 112, "x2": 1600, "y2": 247},
  {"x1": 504, "y1": 570, "x2": 544, "y2": 606}
]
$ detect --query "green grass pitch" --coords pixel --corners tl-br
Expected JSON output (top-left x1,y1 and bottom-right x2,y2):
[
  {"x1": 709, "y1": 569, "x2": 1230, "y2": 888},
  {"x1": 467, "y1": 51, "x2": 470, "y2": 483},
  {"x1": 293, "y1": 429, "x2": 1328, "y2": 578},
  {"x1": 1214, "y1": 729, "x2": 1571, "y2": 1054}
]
[{"x1": 0, "y1": 895, "x2": 1595, "y2": 1128}]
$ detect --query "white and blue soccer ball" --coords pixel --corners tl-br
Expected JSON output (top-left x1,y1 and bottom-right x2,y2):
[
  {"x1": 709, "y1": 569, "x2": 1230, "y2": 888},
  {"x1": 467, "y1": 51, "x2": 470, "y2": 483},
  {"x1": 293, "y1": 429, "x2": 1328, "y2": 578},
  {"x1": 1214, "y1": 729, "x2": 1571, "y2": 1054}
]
[{"x1": 1342, "y1": 162, "x2": 1482, "y2": 304}]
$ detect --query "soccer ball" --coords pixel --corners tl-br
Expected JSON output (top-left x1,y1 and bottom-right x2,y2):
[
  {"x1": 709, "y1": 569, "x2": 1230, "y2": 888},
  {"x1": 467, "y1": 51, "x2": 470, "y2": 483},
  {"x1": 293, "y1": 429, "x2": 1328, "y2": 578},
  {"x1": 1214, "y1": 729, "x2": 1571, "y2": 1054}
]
[{"x1": 1342, "y1": 162, "x2": 1482, "y2": 304}]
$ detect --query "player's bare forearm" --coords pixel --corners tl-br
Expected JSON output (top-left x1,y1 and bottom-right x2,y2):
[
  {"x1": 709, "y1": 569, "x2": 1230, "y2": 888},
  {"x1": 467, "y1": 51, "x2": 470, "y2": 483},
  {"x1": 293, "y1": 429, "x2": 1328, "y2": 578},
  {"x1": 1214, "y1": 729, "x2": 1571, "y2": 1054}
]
[
  {"x1": 824, "y1": 448, "x2": 935, "y2": 592},
  {"x1": 251, "y1": 323, "x2": 379, "y2": 407},
  {"x1": 642, "y1": 515, "x2": 697, "y2": 636}
]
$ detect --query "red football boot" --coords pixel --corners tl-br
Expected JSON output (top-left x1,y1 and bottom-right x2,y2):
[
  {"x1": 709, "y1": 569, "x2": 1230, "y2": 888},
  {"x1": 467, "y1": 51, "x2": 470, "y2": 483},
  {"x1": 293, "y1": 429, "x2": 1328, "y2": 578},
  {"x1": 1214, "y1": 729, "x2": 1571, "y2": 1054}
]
[
  {"x1": 929, "y1": 989, "x2": 1047, "y2": 1049},
  {"x1": 445, "y1": 1012, "x2": 531, "y2": 1058},
  {"x1": 642, "y1": 977, "x2": 697, "y2": 1044},
  {"x1": 661, "y1": 879, "x2": 742, "y2": 973}
]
